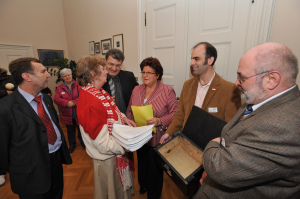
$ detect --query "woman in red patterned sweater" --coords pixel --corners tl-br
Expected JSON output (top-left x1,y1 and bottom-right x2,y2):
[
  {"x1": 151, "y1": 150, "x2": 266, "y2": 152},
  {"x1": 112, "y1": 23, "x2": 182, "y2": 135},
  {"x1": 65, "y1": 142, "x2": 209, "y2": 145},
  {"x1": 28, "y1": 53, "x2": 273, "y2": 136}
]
[{"x1": 76, "y1": 55, "x2": 135, "y2": 199}]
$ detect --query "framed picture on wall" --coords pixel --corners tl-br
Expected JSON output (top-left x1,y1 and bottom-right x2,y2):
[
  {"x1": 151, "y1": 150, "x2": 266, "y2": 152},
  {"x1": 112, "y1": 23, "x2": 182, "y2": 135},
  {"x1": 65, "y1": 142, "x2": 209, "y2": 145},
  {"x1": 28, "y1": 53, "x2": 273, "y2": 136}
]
[
  {"x1": 113, "y1": 34, "x2": 124, "y2": 53},
  {"x1": 101, "y1": 38, "x2": 112, "y2": 55},
  {"x1": 95, "y1": 42, "x2": 100, "y2": 54},
  {"x1": 37, "y1": 49, "x2": 64, "y2": 66},
  {"x1": 89, "y1": 41, "x2": 95, "y2": 54}
]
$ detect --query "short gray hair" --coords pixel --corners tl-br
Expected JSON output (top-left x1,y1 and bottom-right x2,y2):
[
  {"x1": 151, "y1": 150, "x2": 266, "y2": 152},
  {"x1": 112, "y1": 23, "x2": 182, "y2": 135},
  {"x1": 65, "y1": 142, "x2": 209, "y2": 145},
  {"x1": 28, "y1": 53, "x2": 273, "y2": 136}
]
[{"x1": 60, "y1": 68, "x2": 72, "y2": 76}]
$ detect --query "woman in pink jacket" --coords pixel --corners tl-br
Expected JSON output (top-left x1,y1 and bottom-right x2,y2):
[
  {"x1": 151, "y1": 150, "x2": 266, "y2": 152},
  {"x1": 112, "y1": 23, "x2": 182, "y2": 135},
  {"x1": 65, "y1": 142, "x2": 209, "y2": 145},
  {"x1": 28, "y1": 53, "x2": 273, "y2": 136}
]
[
  {"x1": 54, "y1": 68, "x2": 85, "y2": 153},
  {"x1": 126, "y1": 57, "x2": 178, "y2": 198}
]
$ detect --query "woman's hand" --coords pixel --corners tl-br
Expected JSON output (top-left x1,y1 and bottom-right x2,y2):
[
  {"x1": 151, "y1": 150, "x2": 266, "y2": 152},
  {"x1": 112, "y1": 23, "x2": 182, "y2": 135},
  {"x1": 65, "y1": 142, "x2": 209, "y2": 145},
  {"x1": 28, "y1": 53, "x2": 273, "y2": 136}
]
[
  {"x1": 146, "y1": 117, "x2": 162, "y2": 127},
  {"x1": 123, "y1": 118, "x2": 136, "y2": 127},
  {"x1": 159, "y1": 133, "x2": 171, "y2": 144},
  {"x1": 67, "y1": 101, "x2": 75, "y2": 107}
]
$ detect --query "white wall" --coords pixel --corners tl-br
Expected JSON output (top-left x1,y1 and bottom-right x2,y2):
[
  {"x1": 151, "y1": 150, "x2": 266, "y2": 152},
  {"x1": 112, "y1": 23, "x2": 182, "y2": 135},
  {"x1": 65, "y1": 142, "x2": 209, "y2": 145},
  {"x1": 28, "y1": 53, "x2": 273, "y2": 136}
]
[
  {"x1": 62, "y1": 0, "x2": 139, "y2": 75},
  {"x1": 269, "y1": 0, "x2": 300, "y2": 86},
  {"x1": 0, "y1": 0, "x2": 68, "y2": 97},
  {"x1": 0, "y1": 0, "x2": 299, "y2": 88}
]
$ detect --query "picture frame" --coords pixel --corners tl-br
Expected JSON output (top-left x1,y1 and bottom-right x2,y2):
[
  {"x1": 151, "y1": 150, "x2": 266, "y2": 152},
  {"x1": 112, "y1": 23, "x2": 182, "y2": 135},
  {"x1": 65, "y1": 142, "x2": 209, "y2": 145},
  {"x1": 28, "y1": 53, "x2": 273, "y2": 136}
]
[
  {"x1": 37, "y1": 49, "x2": 64, "y2": 66},
  {"x1": 113, "y1": 34, "x2": 124, "y2": 53},
  {"x1": 95, "y1": 42, "x2": 100, "y2": 54},
  {"x1": 101, "y1": 38, "x2": 112, "y2": 55},
  {"x1": 89, "y1": 41, "x2": 95, "y2": 55}
]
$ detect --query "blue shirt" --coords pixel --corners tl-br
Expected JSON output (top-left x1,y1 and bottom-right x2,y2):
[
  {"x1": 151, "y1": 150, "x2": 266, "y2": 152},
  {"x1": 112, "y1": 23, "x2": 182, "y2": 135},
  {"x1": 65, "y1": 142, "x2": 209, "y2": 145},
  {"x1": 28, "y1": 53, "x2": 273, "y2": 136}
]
[{"x1": 18, "y1": 87, "x2": 62, "y2": 153}]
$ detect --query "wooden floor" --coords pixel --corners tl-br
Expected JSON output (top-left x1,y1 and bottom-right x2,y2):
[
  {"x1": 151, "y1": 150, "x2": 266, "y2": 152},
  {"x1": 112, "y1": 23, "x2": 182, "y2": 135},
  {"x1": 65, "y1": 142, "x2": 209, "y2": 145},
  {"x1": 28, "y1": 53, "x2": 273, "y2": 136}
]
[{"x1": 0, "y1": 125, "x2": 186, "y2": 199}]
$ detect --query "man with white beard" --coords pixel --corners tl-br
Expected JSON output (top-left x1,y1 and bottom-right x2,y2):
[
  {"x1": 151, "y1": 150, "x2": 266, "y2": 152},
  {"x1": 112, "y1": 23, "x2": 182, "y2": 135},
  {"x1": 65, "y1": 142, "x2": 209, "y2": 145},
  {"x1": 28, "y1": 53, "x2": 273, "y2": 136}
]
[{"x1": 194, "y1": 42, "x2": 300, "y2": 198}]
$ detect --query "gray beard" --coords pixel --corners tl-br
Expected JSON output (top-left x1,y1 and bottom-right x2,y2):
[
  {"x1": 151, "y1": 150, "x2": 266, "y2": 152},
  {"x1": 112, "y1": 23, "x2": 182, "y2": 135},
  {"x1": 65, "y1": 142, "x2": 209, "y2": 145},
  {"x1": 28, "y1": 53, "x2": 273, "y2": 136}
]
[{"x1": 240, "y1": 86, "x2": 265, "y2": 104}]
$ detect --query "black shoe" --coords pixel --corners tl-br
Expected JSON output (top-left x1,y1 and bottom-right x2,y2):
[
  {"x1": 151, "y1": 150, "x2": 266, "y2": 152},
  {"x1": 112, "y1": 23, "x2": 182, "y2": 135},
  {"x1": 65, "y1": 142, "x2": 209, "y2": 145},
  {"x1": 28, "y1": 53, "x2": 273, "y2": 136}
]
[
  {"x1": 69, "y1": 147, "x2": 75, "y2": 153},
  {"x1": 139, "y1": 187, "x2": 147, "y2": 194}
]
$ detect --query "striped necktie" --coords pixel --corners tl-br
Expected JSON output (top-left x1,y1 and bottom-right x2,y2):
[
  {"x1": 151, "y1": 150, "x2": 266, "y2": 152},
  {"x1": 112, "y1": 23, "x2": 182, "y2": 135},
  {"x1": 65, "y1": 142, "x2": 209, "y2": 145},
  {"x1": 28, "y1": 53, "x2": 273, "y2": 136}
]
[
  {"x1": 109, "y1": 78, "x2": 115, "y2": 97},
  {"x1": 240, "y1": 104, "x2": 253, "y2": 120}
]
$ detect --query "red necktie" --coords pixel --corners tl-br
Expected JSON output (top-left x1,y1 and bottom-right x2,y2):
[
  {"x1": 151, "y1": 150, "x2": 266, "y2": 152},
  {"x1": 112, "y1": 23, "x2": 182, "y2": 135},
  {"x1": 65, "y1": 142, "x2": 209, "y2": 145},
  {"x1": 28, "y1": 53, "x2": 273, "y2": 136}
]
[{"x1": 34, "y1": 96, "x2": 57, "y2": 145}]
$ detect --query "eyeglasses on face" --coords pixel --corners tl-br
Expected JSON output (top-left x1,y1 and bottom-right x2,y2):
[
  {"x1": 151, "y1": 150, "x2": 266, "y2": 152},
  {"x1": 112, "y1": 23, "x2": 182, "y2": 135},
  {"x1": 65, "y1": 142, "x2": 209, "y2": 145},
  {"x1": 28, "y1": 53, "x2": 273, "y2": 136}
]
[
  {"x1": 141, "y1": 72, "x2": 156, "y2": 75},
  {"x1": 237, "y1": 71, "x2": 270, "y2": 83},
  {"x1": 107, "y1": 62, "x2": 122, "y2": 68}
]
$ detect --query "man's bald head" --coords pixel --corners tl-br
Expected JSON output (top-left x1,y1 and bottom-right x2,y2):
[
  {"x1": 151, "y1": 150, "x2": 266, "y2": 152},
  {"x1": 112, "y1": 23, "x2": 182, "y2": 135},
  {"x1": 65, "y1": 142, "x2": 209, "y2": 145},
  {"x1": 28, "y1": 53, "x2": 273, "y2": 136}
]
[{"x1": 245, "y1": 42, "x2": 298, "y2": 87}]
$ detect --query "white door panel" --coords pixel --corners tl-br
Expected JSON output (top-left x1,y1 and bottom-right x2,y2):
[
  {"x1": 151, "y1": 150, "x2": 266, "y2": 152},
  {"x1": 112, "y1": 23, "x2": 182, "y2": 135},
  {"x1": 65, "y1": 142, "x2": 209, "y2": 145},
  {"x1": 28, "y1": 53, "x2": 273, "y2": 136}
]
[
  {"x1": 188, "y1": 0, "x2": 251, "y2": 82},
  {"x1": 0, "y1": 44, "x2": 34, "y2": 74},
  {"x1": 142, "y1": 0, "x2": 275, "y2": 97},
  {"x1": 146, "y1": 0, "x2": 186, "y2": 97}
]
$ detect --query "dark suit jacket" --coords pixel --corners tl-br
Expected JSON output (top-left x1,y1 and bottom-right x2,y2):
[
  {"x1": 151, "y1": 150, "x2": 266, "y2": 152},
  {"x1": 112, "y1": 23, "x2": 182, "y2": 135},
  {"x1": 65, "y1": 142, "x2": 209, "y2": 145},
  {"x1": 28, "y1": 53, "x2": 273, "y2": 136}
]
[
  {"x1": 197, "y1": 86, "x2": 300, "y2": 199},
  {"x1": 102, "y1": 70, "x2": 138, "y2": 109},
  {"x1": 0, "y1": 89, "x2": 72, "y2": 195}
]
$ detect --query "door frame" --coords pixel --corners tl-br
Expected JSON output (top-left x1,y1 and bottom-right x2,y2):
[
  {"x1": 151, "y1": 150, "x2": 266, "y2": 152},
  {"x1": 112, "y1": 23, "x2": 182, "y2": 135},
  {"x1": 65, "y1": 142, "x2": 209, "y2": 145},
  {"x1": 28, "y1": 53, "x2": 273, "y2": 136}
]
[{"x1": 137, "y1": 0, "x2": 276, "y2": 82}]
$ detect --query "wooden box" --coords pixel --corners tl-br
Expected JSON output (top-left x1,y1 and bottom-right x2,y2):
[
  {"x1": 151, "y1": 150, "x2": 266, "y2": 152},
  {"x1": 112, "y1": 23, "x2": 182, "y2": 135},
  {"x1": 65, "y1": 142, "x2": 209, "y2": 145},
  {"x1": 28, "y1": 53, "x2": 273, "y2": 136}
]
[{"x1": 154, "y1": 133, "x2": 204, "y2": 196}]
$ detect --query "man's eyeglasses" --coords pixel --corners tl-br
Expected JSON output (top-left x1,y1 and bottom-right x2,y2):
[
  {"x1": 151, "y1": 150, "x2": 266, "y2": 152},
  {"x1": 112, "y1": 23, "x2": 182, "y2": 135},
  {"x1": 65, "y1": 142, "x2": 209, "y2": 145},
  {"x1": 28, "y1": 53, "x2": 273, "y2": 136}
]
[
  {"x1": 237, "y1": 71, "x2": 270, "y2": 83},
  {"x1": 141, "y1": 72, "x2": 156, "y2": 75},
  {"x1": 107, "y1": 62, "x2": 122, "y2": 68}
]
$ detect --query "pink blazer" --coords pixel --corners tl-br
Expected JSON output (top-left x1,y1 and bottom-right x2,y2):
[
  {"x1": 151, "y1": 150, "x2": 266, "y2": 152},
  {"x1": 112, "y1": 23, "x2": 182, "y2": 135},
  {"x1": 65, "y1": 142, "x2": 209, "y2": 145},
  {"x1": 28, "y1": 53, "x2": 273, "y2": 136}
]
[{"x1": 126, "y1": 81, "x2": 178, "y2": 146}]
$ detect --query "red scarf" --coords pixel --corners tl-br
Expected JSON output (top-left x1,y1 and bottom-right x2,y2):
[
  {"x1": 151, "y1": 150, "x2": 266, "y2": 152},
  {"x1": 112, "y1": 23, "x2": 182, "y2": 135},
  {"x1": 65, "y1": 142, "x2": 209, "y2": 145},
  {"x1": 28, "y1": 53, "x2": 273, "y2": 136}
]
[{"x1": 82, "y1": 84, "x2": 132, "y2": 191}]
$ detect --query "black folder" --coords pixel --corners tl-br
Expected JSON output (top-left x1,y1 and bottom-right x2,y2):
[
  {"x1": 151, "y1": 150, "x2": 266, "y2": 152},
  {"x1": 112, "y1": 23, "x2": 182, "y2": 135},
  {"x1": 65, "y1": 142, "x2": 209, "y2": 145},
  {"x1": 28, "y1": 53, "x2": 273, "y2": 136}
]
[{"x1": 182, "y1": 105, "x2": 227, "y2": 150}]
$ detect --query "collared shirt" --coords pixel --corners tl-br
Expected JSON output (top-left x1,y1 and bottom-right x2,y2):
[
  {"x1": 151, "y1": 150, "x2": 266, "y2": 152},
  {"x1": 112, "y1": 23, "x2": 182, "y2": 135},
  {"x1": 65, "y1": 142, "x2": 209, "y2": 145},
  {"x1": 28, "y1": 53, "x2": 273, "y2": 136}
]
[
  {"x1": 194, "y1": 72, "x2": 215, "y2": 108},
  {"x1": 107, "y1": 74, "x2": 126, "y2": 113},
  {"x1": 18, "y1": 87, "x2": 62, "y2": 153},
  {"x1": 252, "y1": 85, "x2": 296, "y2": 111},
  {"x1": 63, "y1": 80, "x2": 74, "y2": 93}
]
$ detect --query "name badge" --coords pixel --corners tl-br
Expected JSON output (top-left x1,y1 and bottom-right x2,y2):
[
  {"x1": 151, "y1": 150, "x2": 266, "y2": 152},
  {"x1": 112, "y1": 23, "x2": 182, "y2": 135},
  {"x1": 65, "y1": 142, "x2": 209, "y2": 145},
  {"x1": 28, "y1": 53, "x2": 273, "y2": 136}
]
[
  {"x1": 61, "y1": 92, "x2": 65, "y2": 94},
  {"x1": 208, "y1": 107, "x2": 218, "y2": 113}
]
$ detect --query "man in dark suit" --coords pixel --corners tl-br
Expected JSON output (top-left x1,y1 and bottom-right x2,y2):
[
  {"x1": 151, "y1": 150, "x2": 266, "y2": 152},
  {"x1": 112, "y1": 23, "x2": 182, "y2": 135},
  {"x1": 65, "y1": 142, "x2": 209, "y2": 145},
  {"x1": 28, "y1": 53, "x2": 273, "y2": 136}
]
[
  {"x1": 0, "y1": 57, "x2": 72, "y2": 198},
  {"x1": 102, "y1": 49, "x2": 138, "y2": 114},
  {"x1": 195, "y1": 42, "x2": 300, "y2": 198}
]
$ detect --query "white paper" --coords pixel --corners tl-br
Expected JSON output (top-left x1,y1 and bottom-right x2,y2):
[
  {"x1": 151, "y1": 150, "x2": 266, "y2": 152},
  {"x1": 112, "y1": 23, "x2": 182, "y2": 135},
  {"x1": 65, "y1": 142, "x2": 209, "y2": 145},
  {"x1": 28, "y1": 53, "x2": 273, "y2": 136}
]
[{"x1": 111, "y1": 124, "x2": 154, "y2": 151}]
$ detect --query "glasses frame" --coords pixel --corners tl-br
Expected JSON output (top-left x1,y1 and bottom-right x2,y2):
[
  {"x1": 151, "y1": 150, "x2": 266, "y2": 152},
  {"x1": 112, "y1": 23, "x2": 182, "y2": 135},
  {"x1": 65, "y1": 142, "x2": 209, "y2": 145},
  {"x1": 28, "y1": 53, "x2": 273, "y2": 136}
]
[
  {"x1": 107, "y1": 62, "x2": 122, "y2": 68},
  {"x1": 141, "y1": 72, "x2": 156, "y2": 75},
  {"x1": 237, "y1": 71, "x2": 270, "y2": 83}
]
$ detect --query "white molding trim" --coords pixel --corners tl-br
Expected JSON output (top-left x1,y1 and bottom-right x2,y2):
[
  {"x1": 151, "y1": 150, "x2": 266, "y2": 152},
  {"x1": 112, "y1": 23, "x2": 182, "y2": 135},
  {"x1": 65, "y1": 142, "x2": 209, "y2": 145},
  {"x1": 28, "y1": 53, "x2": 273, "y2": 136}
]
[
  {"x1": 0, "y1": 44, "x2": 34, "y2": 57},
  {"x1": 245, "y1": 0, "x2": 276, "y2": 51},
  {"x1": 137, "y1": 0, "x2": 146, "y2": 84}
]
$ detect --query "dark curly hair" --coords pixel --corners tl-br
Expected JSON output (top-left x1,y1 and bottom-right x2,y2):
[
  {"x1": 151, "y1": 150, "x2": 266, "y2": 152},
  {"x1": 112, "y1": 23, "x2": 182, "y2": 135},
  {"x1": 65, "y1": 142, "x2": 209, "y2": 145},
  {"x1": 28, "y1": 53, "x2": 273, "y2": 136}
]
[
  {"x1": 140, "y1": 57, "x2": 163, "y2": 80},
  {"x1": 193, "y1": 42, "x2": 217, "y2": 66}
]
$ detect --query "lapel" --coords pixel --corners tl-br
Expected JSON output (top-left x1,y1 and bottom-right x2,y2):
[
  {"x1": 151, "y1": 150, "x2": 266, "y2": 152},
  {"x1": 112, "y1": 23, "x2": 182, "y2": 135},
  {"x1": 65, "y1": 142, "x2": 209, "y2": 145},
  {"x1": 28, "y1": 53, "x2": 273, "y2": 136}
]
[
  {"x1": 14, "y1": 89, "x2": 43, "y2": 125},
  {"x1": 223, "y1": 104, "x2": 246, "y2": 135},
  {"x1": 118, "y1": 70, "x2": 127, "y2": 95},
  {"x1": 202, "y1": 73, "x2": 220, "y2": 110},
  {"x1": 144, "y1": 81, "x2": 163, "y2": 105},
  {"x1": 188, "y1": 77, "x2": 199, "y2": 106}
]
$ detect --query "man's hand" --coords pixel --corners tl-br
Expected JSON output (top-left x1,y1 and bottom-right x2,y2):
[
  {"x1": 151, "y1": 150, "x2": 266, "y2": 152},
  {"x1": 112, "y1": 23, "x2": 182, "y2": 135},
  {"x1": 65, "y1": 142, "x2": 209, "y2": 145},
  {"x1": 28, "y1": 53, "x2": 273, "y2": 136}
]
[
  {"x1": 212, "y1": 137, "x2": 221, "y2": 143},
  {"x1": 123, "y1": 118, "x2": 136, "y2": 127},
  {"x1": 67, "y1": 101, "x2": 75, "y2": 107},
  {"x1": 159, "y1": 133, "x2": 171, "y2": 144},
  {"x1": 200, "y1": 171, "x2": 207, "y2": 185},
  {"x1": 146, "y1": 117, "x2": 162, "y2": 127}
]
